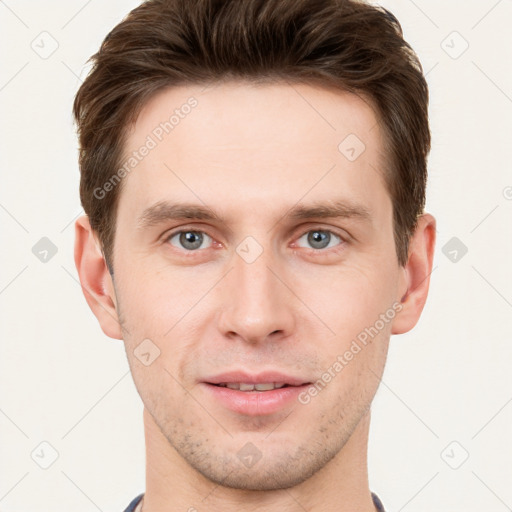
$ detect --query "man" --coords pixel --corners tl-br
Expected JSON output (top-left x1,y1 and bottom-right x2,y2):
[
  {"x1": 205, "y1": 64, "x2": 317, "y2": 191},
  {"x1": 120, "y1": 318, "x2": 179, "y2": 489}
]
[{"x1": 73, "y1": 0, "x2": 436, "y2": 510}]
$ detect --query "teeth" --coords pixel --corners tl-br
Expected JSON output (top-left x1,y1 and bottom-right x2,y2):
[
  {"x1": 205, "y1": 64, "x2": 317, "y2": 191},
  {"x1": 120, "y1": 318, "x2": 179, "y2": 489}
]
[
  {"x1": 255, "y1": 383, "x2": 275, "y2": 391},
  {"x1": 217, "y1": 382, "x2": 288, "y2": 391}
]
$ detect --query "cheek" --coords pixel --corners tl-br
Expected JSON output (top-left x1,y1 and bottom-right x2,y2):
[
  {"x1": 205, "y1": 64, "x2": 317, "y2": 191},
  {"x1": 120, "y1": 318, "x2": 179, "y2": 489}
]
[
  {"x1": 115, "y1": 265, "x2": 210, "y2": 382},
  {"x1": 115, "y1": 262, "x2": 200, "y2": 333},
  {"x1": 296, "y1": 264, "x2": 396, "y2": 335},
  {"x1": 293, "y1": 264, "x2": 397, "y2": 389},
  {"x1": 128, "y1": 357, "x2": 187, "y2": 425}
]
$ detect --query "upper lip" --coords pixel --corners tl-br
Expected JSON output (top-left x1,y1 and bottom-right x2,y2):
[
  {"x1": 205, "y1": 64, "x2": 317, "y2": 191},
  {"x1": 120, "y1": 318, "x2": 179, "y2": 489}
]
[{"x1": 203, "y1": 371, "x2": 311, "y2": 386}]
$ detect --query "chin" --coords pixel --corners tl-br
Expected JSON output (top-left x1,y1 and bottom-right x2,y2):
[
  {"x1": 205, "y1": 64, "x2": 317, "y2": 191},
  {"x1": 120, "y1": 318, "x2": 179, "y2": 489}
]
[
  {"x1": 181, "y1": 441, "x2": 338, "y2": 492},
  {"x1": 199, "y1": 463, "x2": 316, "y2": 491}
]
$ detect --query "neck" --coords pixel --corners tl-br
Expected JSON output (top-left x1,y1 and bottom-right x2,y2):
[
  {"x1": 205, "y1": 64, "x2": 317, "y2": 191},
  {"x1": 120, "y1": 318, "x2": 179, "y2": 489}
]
[{"x1": 141, "y1": 407, "x2": 377, "y2": 512}]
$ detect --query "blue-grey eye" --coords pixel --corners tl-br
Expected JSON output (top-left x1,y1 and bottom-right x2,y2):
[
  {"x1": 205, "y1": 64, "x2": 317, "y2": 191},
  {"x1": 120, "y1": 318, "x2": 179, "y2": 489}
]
[
  {"x1": 296, "y1": 230, "x2": 342, "y2": 250},
  {"x1": 168, "y1": 231, "x2": 212, "y2": 251}
]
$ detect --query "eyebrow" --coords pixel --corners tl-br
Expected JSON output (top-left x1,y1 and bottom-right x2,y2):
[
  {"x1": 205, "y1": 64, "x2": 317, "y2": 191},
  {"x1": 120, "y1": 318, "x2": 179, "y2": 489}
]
[{"x1": 136, "y1": 198, "x2": 373, "y2": 230}]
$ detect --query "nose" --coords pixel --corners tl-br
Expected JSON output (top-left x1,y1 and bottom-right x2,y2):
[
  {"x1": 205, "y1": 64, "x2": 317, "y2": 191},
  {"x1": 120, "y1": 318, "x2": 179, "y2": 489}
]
[{"x1": 217, "y1": 245, "x2": 296, "y2": 345}]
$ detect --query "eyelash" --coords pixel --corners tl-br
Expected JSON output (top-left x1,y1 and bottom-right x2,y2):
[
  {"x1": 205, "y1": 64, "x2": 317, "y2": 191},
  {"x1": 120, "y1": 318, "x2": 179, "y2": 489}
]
[{"x1": 163, "y1": 227, "x2": 347, "y2": 255}]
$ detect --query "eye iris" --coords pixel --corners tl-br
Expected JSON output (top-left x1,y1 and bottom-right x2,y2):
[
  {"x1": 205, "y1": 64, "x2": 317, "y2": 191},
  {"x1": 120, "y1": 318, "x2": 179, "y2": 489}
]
[
  {"x1": 180, "y1": 231, "x2": 203, "y2": 250},
  {"x1": 308, "y1": 230, "x2": 330, "y2": 249}
]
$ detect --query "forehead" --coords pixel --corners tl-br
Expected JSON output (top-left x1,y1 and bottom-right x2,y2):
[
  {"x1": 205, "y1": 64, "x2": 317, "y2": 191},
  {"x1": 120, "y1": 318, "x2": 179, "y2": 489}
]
[{"x1": 118, "y1": 80, "x2": 389, "y2": 225}]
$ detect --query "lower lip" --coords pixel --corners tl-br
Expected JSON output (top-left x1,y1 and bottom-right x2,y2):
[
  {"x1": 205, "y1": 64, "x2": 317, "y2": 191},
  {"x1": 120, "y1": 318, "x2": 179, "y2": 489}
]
[{"x1": 201, "y1": 383, "x2": 310, "y2": 416}]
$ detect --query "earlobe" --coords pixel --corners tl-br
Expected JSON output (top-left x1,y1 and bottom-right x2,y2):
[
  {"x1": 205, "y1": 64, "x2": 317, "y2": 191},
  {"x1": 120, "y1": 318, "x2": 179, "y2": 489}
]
[
  {"x1": 391, "y1": 213, "x2": 436, "y2": 335},
  {"x1": 74, "y1": 215, "x2": 123, "y2": 340}
]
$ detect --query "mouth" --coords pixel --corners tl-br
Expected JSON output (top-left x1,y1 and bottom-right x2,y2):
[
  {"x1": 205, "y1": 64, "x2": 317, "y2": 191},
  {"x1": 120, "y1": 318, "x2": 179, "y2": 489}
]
[
  {"x1": 212, "y1": 382, "x2": 300, "y2": 391},
  {"x1": 201, "y1": 371, "x2": 313, "y2": 416}
]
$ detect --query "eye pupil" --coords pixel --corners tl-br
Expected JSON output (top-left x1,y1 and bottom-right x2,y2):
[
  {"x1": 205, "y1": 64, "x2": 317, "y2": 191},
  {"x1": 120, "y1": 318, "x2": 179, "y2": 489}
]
[
  {"x1": 308, "y1": 230, "x2": 330, "y2": 249},
  {"x1": 180, "y1": 231, "x2": 203, "y2": 250}
]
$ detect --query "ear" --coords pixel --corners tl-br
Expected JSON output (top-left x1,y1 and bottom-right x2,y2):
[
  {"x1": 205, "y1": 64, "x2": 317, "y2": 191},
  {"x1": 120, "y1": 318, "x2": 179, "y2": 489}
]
[
  {"x1": 391, "y1": 213, "x2": 436, "y2": 335},
  {"x1": 74, "y1": 215, "x2": 122, "y2": 339}
]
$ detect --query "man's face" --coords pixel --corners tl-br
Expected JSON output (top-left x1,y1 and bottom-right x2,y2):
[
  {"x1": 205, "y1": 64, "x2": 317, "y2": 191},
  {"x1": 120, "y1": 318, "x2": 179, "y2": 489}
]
[{"x1": 111, "y1": 81, "x2": 404, "y2": 490}]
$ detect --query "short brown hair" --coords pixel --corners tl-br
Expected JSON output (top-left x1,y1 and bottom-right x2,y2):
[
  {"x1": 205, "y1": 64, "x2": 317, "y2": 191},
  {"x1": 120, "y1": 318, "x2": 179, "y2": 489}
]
[{"x1": 73, "y1": 0, "x2": 430, "y2": 271}]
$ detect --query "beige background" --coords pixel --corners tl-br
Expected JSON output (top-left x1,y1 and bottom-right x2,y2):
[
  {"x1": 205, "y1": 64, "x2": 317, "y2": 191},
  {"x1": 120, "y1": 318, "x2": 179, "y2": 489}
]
[{"x1": 1, "y1": 0, "x2": 511, "y2": 510}]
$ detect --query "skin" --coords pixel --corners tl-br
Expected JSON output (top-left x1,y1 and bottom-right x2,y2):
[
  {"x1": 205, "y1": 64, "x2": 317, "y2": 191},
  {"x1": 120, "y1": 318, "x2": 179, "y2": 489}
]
[{"x1": 75, "y1": 81, "x2": 436, "y2": 512}]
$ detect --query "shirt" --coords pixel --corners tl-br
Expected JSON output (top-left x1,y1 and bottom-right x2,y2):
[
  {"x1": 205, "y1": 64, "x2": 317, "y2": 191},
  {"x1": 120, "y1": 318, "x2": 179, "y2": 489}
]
[{"x1": 123, "y1": 491, "x2": 386, "y2": 511}]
